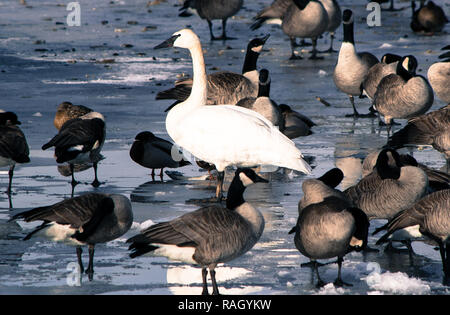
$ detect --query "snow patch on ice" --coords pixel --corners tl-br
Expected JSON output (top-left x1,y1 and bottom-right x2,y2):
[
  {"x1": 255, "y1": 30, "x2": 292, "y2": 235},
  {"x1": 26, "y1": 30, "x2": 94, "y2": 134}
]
[
  {"x1": 363, "y1": 271, "x2": 431, "y2": 295},
  {"x1": 314, "y1": 283, "x2": 347, "y2": 295},
  {"x1": 131, "y1": 219, "x2": 155, "y2": 231}
]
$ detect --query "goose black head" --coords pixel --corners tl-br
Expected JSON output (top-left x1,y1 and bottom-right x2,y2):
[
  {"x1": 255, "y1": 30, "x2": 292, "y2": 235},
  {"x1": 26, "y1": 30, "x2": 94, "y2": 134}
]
[
  {"x1": 317, "y1": 168, "x2": 344, "y2": 188},
  {"x1": 381, "y1": 53, "x2": 401, "y2": 64},
  {"x1": 278, "y1": 104, "x2": 292, "y2": 113},
  {"x1": 247, "y1": 34, "x2": 270, "y2": 54},
  {"x1": 226, "y1": 168, "x2": 268, "y2": 210},
  {"x1": 0, "y1": 111, "x2": 21, "y2": 125},
  {"x1": 397, "y1": 55, "x2": 418, "y2": 79},
  {"x1": 375, "y1": 148, "x2": 402, "y2": 180},
  {"x1": 293, "y1": 0, "x2": 310, "y2": 10},
  {"x1": 135, "y1": 131, "x2": 155, "y2": 142},
  {"x1": 342, "y1": 9, "x2": 355, "y2": 44}
]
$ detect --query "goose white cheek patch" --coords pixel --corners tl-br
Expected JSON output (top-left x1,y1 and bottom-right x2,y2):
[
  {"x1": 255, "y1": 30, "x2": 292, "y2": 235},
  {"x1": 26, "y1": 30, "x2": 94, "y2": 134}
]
[{"x1": 239, "y1": 172, "x2": 254, "y2": 187}]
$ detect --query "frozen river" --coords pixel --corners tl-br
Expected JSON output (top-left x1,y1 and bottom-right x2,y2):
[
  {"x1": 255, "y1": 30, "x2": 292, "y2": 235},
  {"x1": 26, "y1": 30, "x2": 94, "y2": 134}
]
[{"x1": 0, "y1": 0, "x2": 449, "y2": 295}]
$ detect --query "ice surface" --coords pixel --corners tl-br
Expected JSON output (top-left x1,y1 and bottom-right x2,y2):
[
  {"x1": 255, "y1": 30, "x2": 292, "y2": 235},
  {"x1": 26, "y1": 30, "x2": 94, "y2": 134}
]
[{"x1": 0, "y1": 0, "x2": 448, "y2": 296}]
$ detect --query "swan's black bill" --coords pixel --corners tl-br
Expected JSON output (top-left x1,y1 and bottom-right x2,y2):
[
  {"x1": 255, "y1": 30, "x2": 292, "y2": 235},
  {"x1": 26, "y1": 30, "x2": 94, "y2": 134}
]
[
  {"x1": 164, "y1": 100, "x2": 181, "y2": 112},
  {"x1": 154, "y1": 34, "x2": 181, "y2": 49}
]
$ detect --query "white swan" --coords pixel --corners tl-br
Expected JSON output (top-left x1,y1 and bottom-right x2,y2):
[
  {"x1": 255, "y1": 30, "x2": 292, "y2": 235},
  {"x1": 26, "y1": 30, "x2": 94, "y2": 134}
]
[{"x1": 155, "y1": 29, "x2": 312, "y2": 199}]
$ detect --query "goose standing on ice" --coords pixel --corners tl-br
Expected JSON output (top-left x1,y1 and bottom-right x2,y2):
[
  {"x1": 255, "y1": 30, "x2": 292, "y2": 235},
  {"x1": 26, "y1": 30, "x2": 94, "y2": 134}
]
[
  {"x1": 318, "y1": 0, "x2": 341, "y2": 53},
  {"x1": 344, "y1": 148, "x2": 428, "y2": 221},
  {"x1": 376, "y1": 189, "x2": 450, "y2": 283},
  {"x1": 178, "y1": 0, "x2": 243, "y2": 41},
  {"x1": 427, "y1": 47, "x2": 450, "y2": 105},
  {"x1": 362, "y1": 53, "x2": 402, "y2": 101},
  {"x1": 0, "y1": 111, "x2": 30, "y2": 197},
  {"x1": 156, "y1": 34, "x2": 270, "y2": 106},
  {"x1": 236, "y1": 69, "x2": 284, "y2": 130},
  {"x1": 290, "y1": 168, "x2": 369, "y2": 287},
  {"x1": 129, "y1": 131, "x2": 191, "y2": 179},
  {"x1": 278, "y1": 104, "x2": 315, "y2": 139},
  {"x1": 154, "y1": 29, "x2": 312, "y2": 200},
  {"x1": 410, "y1": 0, "x2": 448, "y2": 35},
  {"x1": 374, "y1": 55, "x2": 434, "y2": 131},
  {"x1": 127, "y1": 168, "x2": 267, "y2": 295},
  {"x1": 387, "y1": 104, "x2": 450, "y2": 169},
  {"x1": 42, "y1": 111, "x2": 106, "y2": 194},
  {"x1": 11, "y1": 193, "x2": 133, "y2": 280},
  {"x1": 281, "y1": 0, "x2": 329, "y2": 60},
  {"x1": 333, "y1": 9, "x2": 379, "y2": 117}
]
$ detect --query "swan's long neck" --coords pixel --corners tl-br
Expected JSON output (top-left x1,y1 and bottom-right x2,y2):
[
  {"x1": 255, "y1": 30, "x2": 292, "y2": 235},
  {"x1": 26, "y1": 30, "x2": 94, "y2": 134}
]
[{"x1": 186, "y1": 42, "x2": 207, "y2": 106}]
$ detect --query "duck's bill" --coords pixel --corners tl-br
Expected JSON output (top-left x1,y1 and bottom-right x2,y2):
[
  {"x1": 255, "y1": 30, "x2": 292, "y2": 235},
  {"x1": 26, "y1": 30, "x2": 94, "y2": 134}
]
[{"x1": 154, "y1": 34, "x2": 181, "y2": 49}]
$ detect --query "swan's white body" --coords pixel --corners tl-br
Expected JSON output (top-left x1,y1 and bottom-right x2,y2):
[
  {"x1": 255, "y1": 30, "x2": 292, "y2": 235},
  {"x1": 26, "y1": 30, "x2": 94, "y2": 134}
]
[{"x1": 164, "y1": 29, "x2": 312, "y2": 175}]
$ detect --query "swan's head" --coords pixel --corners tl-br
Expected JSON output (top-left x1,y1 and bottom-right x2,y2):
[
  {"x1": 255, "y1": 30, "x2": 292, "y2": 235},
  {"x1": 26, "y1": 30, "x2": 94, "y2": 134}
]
[{"x1": 154, "y1": 29, "x2": 200, "y2": 50}]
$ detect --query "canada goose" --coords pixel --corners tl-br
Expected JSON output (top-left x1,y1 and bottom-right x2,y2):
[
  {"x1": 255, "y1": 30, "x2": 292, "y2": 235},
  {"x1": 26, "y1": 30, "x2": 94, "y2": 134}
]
[
  {"x1": 42, "y1": 111, "x2": 106, "y2": 193},
  {"x1": 427, "y1": 47, "x2": 450, "y2": 104},
  {"x1": 376, "y1": 189, "x2": 450, "y2": 282},
  {"x1": 127, "y1": 168, "x2": 267, "y2": 295},
  {"x1": 410, "y1": 0, "x2": 448, "y2": 35},
  {"x1": 374, "y1": 55, "x2": 434, "y2": 133},
  {"x1": 54, "y1": 102, "x2": 93, "y2": 130},
  {"x1": 344, "y1": 148, "x2": 428, "y2": 220},
  {"x1": 154, "y1": 29, "x2": 312, "y2": 200},
  {"x1": 278, "y1": 104, "x2": 315, "y2": 139},
  {"x1": 129, "y1": 131, "x2": 191, "y2": 179},
  {"x1": 333, "y1": 9, "x2": 379, "y2": 117},
  {"x1": 387, "y1": 104, "x2": 450, "y2": 168},
  {"x1": 0, "y1": 111, "x2": 30, "y2": 196},
  {"x1": 362, "y1": 150, "x2": 449, "y2": 192},
  {"x1": 318, "y1": 0, "x2": 341, "y2": 53},
  {"x1": 156, "y1": 34, "x2": 270, "y2": 106},
  {"x1": 178, "y1": 0, "x2": 243, "y2": 41},
  {"x1": 281, "y1": 0, "x2": 329, "y2": 59},
  {"x1": 362, "y1": 53, "x2": 402, "y2": 101},
  {"x1": 290, "y1": 168, "x2": 369, "y2": 287},
  {"x1": 10, "y1": 193, "x2": 133, "y2": 280},
  {"x1": 236, "y1": 69, "x2": 284, "y2": 129}
]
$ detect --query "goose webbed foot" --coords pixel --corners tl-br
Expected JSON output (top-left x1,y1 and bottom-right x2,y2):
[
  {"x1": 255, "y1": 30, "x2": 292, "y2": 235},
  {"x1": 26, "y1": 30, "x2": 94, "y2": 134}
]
[
  {"x1": 318, "y1": 47, "x2": 338, "y2": 54},
  {"x1": 91, "y1": 179, "x2": 103, "y2": 188},
  {"x1": 333, "y1": 278, "x2": 353, "y2": 287},
  {"x1": 315, "y1": 279, "x2": 327, "y2": 288},
  {"x1": 289, "y1": 54, "x2": 303, "y2": 60},
  {"x1": 378, "y1": 119, "x2": 400, "y2": 126}
]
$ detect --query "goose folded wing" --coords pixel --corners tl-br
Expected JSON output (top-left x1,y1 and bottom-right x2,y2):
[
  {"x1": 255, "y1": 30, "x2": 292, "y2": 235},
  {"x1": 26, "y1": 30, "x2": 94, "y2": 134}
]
[
  {"x1": 0, "y1": 126, "x2": 30, "y2": 162},
  {"x1": 11, "y1": 193, "x2": 108, "y2": 229}
]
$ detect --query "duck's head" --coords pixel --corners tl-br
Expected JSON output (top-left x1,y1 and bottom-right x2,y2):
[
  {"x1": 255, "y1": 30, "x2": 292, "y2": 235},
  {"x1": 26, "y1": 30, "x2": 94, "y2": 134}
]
[
  {"x1": 247, "y1": 34, "x2": 270, "y2": 54},
  {"x1": 154, "y1": 29, "x2": 200, "y2": 50}
]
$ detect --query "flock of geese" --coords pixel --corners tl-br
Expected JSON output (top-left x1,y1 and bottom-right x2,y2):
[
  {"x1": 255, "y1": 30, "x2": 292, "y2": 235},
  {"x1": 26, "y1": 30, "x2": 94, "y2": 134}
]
[{"x1": 1, "y1": 0, "x2": 449, "y2": 294}]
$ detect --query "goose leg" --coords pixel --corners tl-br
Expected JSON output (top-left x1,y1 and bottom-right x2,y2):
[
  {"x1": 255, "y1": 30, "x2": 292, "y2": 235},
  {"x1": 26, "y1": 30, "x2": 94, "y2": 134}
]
[
  {"x1": 7, "y1": 164, "x2": 14, "y2": 195},
  {"x1": 309, "y1": 37, "x2": 323, "y2": 60},
  {"x1": 333, "y1": 257, "x2": 353, "y2": 287},
  {"x1": 289, "y1": 37, "x2": 302, "y2": 60},
  {"x1": 345, "y1": 95, "x2": 360, "y2": 118},
  {"x1": 70, "y1": 164, "x2": 79, "y2": 188},
  {"x1": 76, "y1": 246, "x2": 84, "y2": 273},
  {"x1": 159, "y1": 168, "x2": 164, "y2": 180},
  {"x1": 209, "y1": 267, "x2": 220, "y2": 295},
  {"x1": 86, "y1": 244, "x2": 95, "y2": 281},
  {"x1": 313, "y1": 260, "x2": 326, "y2": 288},
  {"x1": 201, "y1": 267, "x2": 209, "y2": 295},
  {"x1": 215, "y1": 171, "x2": 225, "y2": 201},
  {"x1": 216, "y1": 19, "x2": 235, "y2": 40},
  {"x1": 207, "y1": 20, "x2": 217, "y2": 41},
  {"x1": 91, "y1": 162, "x2": 101, "y2": 187}
]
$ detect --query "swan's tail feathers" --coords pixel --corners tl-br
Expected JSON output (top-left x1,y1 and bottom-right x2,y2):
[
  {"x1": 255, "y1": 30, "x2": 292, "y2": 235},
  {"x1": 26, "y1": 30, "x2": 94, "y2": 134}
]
[{"x1": 281, "y1": 154, "x2": 312, "y2": 175}]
